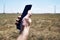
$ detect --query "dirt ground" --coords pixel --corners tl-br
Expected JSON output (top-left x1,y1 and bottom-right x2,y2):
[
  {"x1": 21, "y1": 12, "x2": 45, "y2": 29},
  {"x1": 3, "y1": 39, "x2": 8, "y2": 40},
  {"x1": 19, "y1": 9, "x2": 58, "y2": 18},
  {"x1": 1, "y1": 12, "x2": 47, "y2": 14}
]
[{"x1": 0, "y1": 14, "x2": 60, "y2": 40}]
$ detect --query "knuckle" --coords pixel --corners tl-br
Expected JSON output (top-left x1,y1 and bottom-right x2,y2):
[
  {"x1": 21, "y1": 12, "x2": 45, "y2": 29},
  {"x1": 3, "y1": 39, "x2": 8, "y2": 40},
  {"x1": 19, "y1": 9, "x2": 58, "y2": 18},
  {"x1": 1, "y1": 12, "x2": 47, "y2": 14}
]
[
  {"x1": 18, "y1": 16, "x2": 21, "y2": 19},
  {"x1": 15, "y1": 22, "x2": 18, "y2": 25},
  {"x1": 16, "y1": 19, "x2": 19, "y2": 22}
]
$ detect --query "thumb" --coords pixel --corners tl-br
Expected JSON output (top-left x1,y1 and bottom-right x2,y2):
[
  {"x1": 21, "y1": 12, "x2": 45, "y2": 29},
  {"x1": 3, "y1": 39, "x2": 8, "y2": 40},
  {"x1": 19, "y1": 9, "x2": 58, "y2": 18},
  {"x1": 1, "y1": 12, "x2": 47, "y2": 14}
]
[{"x1": 26, "y1": 10, "x2": 32, "y2": 18}]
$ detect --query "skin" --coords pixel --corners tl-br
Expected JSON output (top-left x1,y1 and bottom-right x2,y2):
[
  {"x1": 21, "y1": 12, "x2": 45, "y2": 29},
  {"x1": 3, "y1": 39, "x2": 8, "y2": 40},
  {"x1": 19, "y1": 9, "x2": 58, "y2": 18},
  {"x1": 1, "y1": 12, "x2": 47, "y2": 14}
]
[{"x1": 15, "y1": 10, "x2": 32, "y2": 40}]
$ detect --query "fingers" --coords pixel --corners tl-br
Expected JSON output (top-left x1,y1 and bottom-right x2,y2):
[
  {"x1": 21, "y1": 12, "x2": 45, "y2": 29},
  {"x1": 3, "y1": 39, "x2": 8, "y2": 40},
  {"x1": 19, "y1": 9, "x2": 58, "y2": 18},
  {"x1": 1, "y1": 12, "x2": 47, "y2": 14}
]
[
  {"x1": 15, "y1": 16, "x2": 21, "y2": 25},
  {"x1": 18, "y1": 16, "x2": 21, "y2": 19},
  {"x1": 15, "y1": 10, "x2": 32, "y2": 27}
]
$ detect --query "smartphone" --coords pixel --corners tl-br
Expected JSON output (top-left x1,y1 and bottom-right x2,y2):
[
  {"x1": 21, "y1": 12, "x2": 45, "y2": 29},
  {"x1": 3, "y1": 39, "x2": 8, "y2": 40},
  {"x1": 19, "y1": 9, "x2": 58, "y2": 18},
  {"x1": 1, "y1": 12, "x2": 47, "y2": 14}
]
[{"x1": 16, "y1": 4, "x2": 32, "y2": 30}]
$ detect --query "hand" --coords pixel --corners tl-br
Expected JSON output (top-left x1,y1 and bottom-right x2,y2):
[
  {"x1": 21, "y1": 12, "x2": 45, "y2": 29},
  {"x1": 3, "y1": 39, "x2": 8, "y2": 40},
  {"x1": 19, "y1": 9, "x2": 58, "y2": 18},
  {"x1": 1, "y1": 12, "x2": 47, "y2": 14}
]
[
  {"x1": 15, "y1": 10, "x2": 32, "y2": 40},
  {"x1": 15, "y1": 10, "x2": 32, "y2": 33}
]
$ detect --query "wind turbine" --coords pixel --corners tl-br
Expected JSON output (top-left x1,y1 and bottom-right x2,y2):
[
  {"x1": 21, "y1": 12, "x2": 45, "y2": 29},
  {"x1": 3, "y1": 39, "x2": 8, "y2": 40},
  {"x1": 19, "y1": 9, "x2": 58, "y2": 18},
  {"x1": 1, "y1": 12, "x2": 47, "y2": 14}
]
[
  {"x1": 54, "y1": 5, "x2": 56, "y2": 13},
  {"x1": 3, "y1": 0, "x2": 5, "y2": 14}
]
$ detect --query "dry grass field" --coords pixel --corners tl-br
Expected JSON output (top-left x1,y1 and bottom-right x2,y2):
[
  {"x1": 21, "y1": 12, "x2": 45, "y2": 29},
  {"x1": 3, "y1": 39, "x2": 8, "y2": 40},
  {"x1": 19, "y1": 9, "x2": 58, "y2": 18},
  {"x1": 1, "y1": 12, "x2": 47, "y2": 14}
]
[{"x1": 0, "y1": 13, "x2": 60, "y2": 40}]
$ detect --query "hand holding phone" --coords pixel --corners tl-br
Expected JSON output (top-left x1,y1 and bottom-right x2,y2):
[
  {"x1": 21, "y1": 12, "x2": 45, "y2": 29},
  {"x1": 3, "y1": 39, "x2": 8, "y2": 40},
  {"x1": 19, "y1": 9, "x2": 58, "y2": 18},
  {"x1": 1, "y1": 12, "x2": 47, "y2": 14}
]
[{"x1": 16, "y1": 5, "x2": 32, "y2": 30}]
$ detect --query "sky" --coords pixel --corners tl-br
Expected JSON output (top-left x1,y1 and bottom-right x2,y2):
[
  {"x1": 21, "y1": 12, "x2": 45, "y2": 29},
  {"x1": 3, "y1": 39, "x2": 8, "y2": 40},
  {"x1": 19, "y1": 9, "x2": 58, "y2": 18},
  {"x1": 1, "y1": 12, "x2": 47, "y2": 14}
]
[{"x1": 0, "y1": 0, "x2": 60, "y2": 13}]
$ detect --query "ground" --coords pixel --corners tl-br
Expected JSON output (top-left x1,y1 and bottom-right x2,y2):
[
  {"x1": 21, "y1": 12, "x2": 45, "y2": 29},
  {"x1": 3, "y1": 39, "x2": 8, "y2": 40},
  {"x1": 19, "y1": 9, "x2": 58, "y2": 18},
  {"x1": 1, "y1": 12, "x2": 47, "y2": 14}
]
[{"x1": 0, "y1": 13, "x2": 60, "y2": 40}]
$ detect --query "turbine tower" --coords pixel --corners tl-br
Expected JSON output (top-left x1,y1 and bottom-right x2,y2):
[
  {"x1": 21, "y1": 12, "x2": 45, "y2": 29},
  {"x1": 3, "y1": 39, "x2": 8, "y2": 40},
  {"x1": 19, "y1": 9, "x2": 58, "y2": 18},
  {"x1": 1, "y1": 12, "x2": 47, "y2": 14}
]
[
  {"x1": 54, "y1": 5, "x2": 56, "y2": 13},
  {"x1": 3, "y1": 0, "x2": 5, "y2": 14}
]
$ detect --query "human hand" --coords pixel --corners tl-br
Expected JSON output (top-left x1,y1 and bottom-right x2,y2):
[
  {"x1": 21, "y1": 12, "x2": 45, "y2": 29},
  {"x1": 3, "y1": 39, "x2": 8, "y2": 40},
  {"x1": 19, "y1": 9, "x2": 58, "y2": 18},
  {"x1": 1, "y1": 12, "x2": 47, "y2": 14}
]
[{"x1": 15, "y1": 10, "x2": 32, "y2": 33}]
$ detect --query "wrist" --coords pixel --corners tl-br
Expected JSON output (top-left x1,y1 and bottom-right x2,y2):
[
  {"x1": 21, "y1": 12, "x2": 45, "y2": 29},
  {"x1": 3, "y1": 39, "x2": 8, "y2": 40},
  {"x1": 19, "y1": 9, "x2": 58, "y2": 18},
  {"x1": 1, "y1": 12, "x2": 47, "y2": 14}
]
[{"x1": 22, "y1": 26, "x2": 30, "y2": 36}]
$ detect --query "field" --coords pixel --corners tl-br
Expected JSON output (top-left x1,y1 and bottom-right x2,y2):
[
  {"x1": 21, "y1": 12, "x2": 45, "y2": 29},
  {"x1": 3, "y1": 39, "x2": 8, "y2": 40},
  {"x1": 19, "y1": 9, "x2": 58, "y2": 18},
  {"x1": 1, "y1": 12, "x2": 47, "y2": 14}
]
[{"x1": 0, "y1": 13, "x2": 60, "y2": 40}]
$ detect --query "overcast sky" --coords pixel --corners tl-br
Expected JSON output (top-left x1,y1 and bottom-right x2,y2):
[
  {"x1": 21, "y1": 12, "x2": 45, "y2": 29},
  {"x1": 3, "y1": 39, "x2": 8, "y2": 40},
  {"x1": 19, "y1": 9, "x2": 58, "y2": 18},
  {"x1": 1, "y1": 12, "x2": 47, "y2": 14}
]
[{"x1": 0, "y1": 0, "x2": 60, "y2": 13}]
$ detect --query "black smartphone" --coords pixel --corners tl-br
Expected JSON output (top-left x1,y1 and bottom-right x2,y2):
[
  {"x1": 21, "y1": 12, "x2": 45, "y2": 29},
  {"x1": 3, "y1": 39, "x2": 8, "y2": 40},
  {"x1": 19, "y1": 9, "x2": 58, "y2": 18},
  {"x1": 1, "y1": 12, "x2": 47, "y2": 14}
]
[{"x1": 16, "y1": 4, "x2": 32, "y2": 30}]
